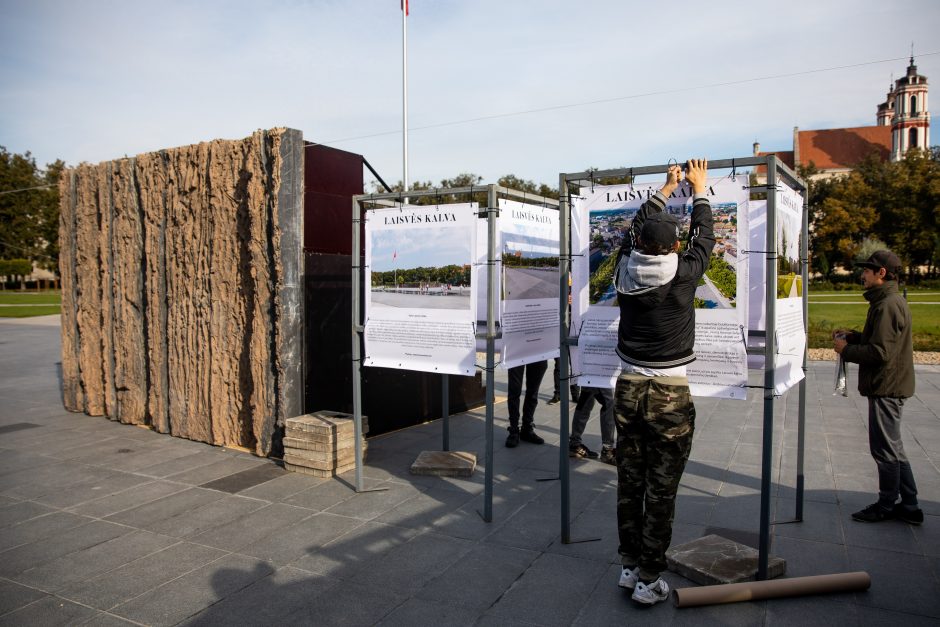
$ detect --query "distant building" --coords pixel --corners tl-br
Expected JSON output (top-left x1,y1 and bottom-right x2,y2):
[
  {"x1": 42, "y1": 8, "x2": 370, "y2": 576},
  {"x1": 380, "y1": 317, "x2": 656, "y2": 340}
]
[{"x1": 754, "y1": 57, "x2": 929, "y2": 182}]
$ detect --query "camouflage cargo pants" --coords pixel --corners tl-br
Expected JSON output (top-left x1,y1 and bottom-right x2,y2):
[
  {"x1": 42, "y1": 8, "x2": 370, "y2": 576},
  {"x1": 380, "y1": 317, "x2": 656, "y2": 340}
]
[{"x1": 614, "y1": 373, "x2": 695, "y2": 580}]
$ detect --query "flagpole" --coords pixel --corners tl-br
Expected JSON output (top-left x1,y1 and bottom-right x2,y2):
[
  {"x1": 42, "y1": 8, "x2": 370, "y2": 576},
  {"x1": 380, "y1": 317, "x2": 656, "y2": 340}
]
[{"x1": 402, "y1": 0, "x2": 409, "y2": 204}]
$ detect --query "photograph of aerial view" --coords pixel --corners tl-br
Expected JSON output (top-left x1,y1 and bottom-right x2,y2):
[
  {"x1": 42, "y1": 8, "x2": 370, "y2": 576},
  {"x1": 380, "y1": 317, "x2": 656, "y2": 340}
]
[{"x1": 588, "y1": 200, "x2": 741, "y2": 309}]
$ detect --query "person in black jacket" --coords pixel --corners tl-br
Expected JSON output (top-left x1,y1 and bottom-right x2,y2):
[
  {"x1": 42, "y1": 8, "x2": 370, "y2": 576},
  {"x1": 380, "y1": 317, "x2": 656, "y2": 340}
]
[
  {"x1": 833, "y1": 249, "x2": 921, "y2": 525},
  {"x1": 611, "y1": 159, "x2": 714, "y2": 606}
]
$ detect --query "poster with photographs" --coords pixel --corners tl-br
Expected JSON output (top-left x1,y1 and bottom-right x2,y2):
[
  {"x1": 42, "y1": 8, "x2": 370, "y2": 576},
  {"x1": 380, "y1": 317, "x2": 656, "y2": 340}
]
[
  {"x1": 745, "y1": 183, "x2": 806, "y2": 393},
  {"x1": 365, "y1": 204, "x2": 477, "y2": 375},
  {"x1": 571, "y1": 177, "x2": 749, "y2": 397},
  {"x1": 499, "y1": 199, "x2": 560, "y2": 368}
]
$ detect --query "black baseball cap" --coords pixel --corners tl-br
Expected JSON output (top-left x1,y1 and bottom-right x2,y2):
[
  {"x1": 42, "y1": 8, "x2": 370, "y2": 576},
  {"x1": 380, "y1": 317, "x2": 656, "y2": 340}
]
[
  {"x1": 640, "y1": 212, "x2": 680, "y2": 248},
  {"x1": 855, "y1": 250, "x2": 902, "y2": 275}
]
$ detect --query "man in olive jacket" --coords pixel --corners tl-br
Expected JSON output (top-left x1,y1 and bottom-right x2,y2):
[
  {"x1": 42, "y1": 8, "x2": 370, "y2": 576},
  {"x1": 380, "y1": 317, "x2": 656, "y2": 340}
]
[{"x1": 833, "y1": 250, "x2": 921, "y2": 525}]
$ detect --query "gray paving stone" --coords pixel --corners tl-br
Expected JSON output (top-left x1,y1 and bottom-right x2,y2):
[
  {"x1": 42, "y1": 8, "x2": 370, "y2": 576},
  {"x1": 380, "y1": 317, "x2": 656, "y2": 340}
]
[
  {"x1": 324, "y1": 479, "x2": 427, "y2": 521},
  {"x1": 849, "y1": 546, "x2": 940, "y2": 618},
  {"x1": 374, "y1": 485, "x2": 478, "y2": 531},
  {"x1": 352, "y1": 531, "x2": 474, "y2": 594},
  {"x1": 0, "y1": 579, "x2": 46, "y2": 616},
  {"x1": 0, "y1": 461, "x2": 115, "y2": 500},
  {"x1": 165, "y1": 456, "x2": 269, "y2": 486},
  {"x1": 132, "y1": 451, "x2": 229, "y2": 478},
  {"x1": 59, "y1": 542, "x2": 227, "y2": 610},
  {"x1": 239, "y1": 511, "x2": 362, "y2": 565},
  {"x1": 765, "y1": 597, "x2": 857, "y2": 625},
  {"x1": 0, "y1": 510, "x2": 93, "y2": 552},
  {"x1": 187, "y1": 502, "x2": 313, "y2": 552},
  {"x1": 484, "y1": 551, "x2": 608, "y2": 627},
  {"x1": 200, "y1": 462, "x2": 286, "y2": 493},
  {"x1": 0, "y1": 520, "x2": 132, "y2": 577},
  {"x1": 13, "y1": 529, "x2": 177, "y2": 591},
  {"x1": 771, "y1": 536, "x2": 850, "y2": 578},
  {"x1": 35, "y1": 471, "x2": 150, "y2": 509},
  {"x1": 0, "y1": 595, "x2": 96, "y2": 626},
  {"x1": 181, "y1": 566, "x2": 339, "y2": 626},
  {"x1": 282, "y1": 475, "x2": 385, "y2": 511},
  {"x1": 235, "y1": 471, "x2": 323, "y2": 502},
  {"x1": 145, "y1": 494, "x2": 267, "y2": 538},
  {"x1": 110, "y1": 553, "x2": 275, "y2": 626},
  {"x1": 76, "y1": 612, "x2": 140, "y2": 626},
  {"x1": 290, "y1": 520, "x2": 418, "y2": 578},
  {"x1": 281, "y1": 579, "x2": 403, "y2": 626},
  {"x1": 67, "y1": 479, "x2": 188, "y2": 518},
  {"x1": 417, "y1": 543, "x2": 539, "y2": 612},
  {"x1": 105, "y1": 487, "x2": 226, "y2": 529},
  {"x1": 841, "y1": 512, "x2": 921, "y2": 554},
  {"x1": 772, "y1": 499, "x2": 846, "y2": 544},
  {"x1": 376, "y1": 597, "x2": 479, "y2": 626},
  {"x1": 0, "y1": 500, "x2": 55, "y2": 528}
]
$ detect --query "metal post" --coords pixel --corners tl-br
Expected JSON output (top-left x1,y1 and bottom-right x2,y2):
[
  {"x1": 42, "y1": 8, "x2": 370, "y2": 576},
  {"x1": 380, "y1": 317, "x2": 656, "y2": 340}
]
[
  {"x1": 795, "y1": 182, "x2": 809, "y2": 521},
  {"x1": 442, "y1": 374, "x2": 450, "y2": 451},
  {"x1": 351, "y1": 198, "x2": 365, "y2": 492},
  {"x1": 758, "y1": 157, "x2": 779, "y2": 579},
  {"x1": 401, "y1": 4, "x2": 409, "y2": 196},
  {"x1": 558, "y1": 175, "x2": 572, "y2": 543},
  {"x1": 483, "y1": 185, "x2": 498, "y2": 522}
]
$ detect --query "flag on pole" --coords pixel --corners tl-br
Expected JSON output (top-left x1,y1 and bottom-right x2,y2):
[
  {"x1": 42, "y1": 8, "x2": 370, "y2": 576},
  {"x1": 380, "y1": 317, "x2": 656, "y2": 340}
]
[{"x1": 401, "y1": 0, "x2": 408, "y2": 16}]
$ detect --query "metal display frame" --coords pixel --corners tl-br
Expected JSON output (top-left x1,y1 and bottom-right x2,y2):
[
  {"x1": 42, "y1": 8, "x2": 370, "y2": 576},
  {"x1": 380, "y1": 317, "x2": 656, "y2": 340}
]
[
  {"x1": 557, "y1": 156, "x2": 808, "y2": 579},
  {"x1": 352, "y1": 185, "x2": 560, "y2": 520}
]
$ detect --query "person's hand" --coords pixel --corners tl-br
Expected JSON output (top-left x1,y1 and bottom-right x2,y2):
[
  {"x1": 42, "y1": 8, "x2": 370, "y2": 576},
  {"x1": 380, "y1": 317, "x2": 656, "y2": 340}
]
[
  {"x1": 833, "y1": 336, "x2": 847, "y2": 354},
  {"x1": 685, "y1": 158, "x2": 708, "y2": 194},
  {"x1": 661, "y1": 165, "x2": 683, "y2": 196}
]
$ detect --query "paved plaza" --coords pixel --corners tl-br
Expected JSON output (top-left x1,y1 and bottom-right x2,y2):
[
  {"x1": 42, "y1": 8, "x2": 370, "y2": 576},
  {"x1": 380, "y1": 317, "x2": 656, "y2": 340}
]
[{"x1": 0, "y1": 317, "x2": 938, "y2": 626}]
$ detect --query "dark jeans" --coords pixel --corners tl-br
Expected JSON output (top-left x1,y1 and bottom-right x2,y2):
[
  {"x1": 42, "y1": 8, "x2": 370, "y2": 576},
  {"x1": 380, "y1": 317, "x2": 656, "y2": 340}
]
[
  {"x1": 569, "y1": 387, "x2": 615, "y2": 449},
  {"x1": 507, "y1": 360, "x2": 548, "y2": 432},
  {"x1": 868, "y1": 396, "x2": 918, "y2": 509},
  {"x1": 614, "y1": 373, "x2": 695, "y2": 581}
]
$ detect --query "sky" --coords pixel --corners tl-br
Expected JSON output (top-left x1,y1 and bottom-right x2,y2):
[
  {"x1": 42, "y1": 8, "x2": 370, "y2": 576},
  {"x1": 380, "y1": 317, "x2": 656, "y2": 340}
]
[
  {"x1": 370, "y1": 211, "x2": 472, "y2": 271},
  {"x1": 2, "y1": 0, "x2": 939, "y2": 190}
]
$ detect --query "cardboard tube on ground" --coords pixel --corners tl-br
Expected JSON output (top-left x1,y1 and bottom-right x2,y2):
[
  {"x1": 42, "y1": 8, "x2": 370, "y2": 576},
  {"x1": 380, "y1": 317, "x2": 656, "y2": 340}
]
[{"x1": 674, "y1": 572, "x2": 871, "y2": 608}]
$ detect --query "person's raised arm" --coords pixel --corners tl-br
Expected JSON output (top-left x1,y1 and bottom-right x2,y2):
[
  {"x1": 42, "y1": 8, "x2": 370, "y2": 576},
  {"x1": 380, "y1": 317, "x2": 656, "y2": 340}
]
[{"x1": 680, "y1": 159, "x2": 715, "y2": 278}]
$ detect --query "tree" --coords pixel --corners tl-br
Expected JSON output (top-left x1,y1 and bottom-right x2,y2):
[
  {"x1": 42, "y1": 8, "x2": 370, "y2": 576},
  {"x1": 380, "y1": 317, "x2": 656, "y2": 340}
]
[
  {"x1": 807, "y1": 149, "x2": 940, "y2": 280},
  {"x1": 0, "y1": 147, "x2": 63, "y2": 279}
]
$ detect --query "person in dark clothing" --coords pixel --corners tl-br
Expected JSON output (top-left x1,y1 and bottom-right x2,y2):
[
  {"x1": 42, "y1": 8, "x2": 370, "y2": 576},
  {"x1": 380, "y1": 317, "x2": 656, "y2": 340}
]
[
  {"x1": 505, "y1": 360, "x2": 548, "y2": 448},
  {"x1": 568, "y1": 386, "x2": 616, "y2": 464},
  {"x1": 833, "y1": 249, "x2": 921, "y2": 525},
  {"x1": 548, "y1": 357, "x2": 580, "y2": 404},
  {"x1": 612, "y1": 159, "x2": 714, "y2": 606}
]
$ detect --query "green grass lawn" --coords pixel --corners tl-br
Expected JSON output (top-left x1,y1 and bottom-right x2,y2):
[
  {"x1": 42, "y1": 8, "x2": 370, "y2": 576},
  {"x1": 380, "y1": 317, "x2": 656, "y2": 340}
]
[
  {"x1": 0, "y1": 291, "x2": 62, "y2": 317},
  {"x1": 808, "y1": 289, "x2": 940, "y2": 351}
]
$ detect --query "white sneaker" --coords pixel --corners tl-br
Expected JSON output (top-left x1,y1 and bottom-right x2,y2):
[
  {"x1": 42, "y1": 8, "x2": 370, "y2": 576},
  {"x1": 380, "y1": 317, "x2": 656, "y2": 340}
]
[
  {"x1": 631, "y1": 577, "x2": 670, "y2": 605},
  {"x1": 618, "y1": 566, "x2": 639, "y2": 590}
]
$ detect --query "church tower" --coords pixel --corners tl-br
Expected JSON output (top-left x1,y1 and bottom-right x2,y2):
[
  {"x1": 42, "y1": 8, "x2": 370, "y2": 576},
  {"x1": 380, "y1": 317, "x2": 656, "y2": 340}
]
[{"x1": 887, "y1": 57, "x2": 929, "y2": 160}]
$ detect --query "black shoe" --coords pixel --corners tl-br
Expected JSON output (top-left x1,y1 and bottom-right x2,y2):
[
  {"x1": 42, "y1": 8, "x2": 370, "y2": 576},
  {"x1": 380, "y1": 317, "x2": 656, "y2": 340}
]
[
  {"x1": 600, "y1": 447, "x2": 616, "y2": 465},
  {"x1": 519, "y1": 429, "x2": 544, "y2": 445},
  {"x1": 505, "y1": 431, "x2": 520, "y2": 448},
  {"x1": 569, "y1": 443, "x2": 598, "y2": 459},
  {"x1": 892, "y1": 503, "x2": 924, "y2": 525},
  {"x1": 547, "y1": 393, "x2": 561, "y2": 405},
  {"x1": 852, "y1": 503, "x2": 893, "y2": 523}
]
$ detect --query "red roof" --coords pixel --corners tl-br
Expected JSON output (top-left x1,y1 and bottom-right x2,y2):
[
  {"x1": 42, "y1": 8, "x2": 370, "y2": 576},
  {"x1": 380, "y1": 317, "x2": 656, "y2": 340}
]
[{"x1": 797, "y1": 126, "x2": 890, "y2": 170}]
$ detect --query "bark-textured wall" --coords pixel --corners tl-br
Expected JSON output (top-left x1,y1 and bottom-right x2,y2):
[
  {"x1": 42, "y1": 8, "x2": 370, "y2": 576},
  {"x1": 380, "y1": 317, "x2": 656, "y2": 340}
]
[{"x1": 59, "y1": 128, "x2": 304, "y2": 456}]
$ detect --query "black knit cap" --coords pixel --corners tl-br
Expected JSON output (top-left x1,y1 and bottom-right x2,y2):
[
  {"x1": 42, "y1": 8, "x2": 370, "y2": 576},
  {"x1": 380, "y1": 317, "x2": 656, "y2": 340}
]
[
  {"x1": 640, "y1": 212, "x2": 680, "y2": 249},
  {"x1": 855, "y1": 250, "x2": 902, "y2": 276}
]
